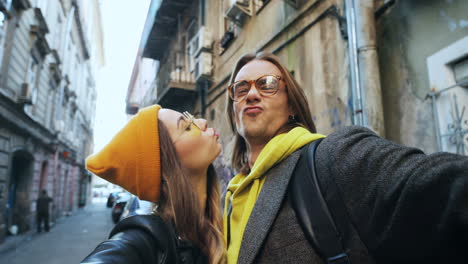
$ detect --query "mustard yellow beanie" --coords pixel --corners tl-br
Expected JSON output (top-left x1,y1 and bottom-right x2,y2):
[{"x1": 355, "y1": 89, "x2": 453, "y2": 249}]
[{"x1": 86, "y1": 105, "x2": 161, "y2": 202}]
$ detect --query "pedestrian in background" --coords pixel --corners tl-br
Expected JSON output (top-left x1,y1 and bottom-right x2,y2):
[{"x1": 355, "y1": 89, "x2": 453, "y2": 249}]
[
  {"x1": 82, "y1": 105, "x2": 225, "y2": 264},
  {"x1": 36, "y1": 189, "x2": 53, "y2": 233},
  {"x1": 224, "y1": 51, "x2": 468, "y2": 264}
]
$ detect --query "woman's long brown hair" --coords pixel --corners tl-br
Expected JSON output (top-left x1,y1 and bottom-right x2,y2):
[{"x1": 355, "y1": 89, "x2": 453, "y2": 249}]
[
  {"x1": 226, "y1": 51, "x2": 317, "y2": 174},
  {"x1": 157, "y1": 121, "x2": 225, "y2": 264}
]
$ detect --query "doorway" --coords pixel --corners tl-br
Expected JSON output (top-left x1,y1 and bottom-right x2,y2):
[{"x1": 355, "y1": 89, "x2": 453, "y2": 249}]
[{"x1": 5, "y1": 150, "x2": 34, "y2": 234}]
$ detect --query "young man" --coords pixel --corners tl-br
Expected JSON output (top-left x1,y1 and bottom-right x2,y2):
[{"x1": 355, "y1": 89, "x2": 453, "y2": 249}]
[
  {"x1": 36, "y1": 189, "x2": 53, "y2": 233},
  {"x1": 224, "y1": 51, "x2": 468, "y2": 264}
]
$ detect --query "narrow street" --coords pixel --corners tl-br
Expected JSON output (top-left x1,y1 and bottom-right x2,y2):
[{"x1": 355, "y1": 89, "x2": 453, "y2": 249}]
[{"x1": 0, "y1": 199, "x2": 114, "y2": 264}]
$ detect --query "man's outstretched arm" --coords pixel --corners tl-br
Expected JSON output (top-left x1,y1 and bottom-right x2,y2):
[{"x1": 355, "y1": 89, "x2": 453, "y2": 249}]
[{"x1": 316, "y1": 126, "x2": 468, "y2": 263}]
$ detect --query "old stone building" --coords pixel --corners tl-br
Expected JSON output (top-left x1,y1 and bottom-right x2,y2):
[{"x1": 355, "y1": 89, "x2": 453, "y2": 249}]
[
  {"x1": 0, "y1": 0, "x2": 104, "y2": 243},
  {"x1": 127, "y1": 0, "x2": 467, "y2": 179}
]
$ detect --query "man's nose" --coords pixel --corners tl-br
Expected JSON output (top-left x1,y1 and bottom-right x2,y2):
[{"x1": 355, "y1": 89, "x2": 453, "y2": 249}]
[
  {"x1": 194, "y1": 118, "x2": 207, "y2": 131},
  {"x1": 245, "y1": 82, "x2": 261, "y2": 102}
]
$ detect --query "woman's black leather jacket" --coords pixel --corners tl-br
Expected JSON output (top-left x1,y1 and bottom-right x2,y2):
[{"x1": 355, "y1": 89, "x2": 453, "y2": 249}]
[{"x1": 81, "y1": 214, "x2": 207, "y2": 264}]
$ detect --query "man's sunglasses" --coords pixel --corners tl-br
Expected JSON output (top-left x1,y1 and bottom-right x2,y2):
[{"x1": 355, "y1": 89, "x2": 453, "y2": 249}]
[{"x1": 228, "y1": 75, "x2": 282, "y2": 102}]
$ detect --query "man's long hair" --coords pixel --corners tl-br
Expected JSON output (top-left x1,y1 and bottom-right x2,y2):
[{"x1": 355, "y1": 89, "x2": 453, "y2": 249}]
[
  {"x1": 226, "y1": 51, "x2": 316, "y2": 174},
  {"x1": 157, "y1": 121, "x2": 225, "y2": 264}
]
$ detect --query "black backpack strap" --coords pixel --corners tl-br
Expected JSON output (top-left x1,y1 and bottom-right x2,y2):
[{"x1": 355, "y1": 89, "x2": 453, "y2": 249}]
[{"x1": 289, "y1": 138, "x2": 350, "y2": 264}]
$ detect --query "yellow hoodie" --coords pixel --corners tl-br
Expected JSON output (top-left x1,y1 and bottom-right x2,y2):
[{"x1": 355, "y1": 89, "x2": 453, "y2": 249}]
[{"x1": 223, "y1": 127, "x2": 325, "y2": 263}]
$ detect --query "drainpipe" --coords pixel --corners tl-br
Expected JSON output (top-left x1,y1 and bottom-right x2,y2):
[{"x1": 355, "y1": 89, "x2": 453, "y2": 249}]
[
  {"x1": 346, "y1": 0, "x2": 385, "y2": 136},
  {"x1": 345, "y1": 0, "x2": 363, "y2": 126}
]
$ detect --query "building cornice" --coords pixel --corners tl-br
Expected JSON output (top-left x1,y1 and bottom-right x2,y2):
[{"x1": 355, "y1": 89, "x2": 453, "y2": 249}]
[{"x1": 0, "y1": 92, "x2": 56, "y2": 151}]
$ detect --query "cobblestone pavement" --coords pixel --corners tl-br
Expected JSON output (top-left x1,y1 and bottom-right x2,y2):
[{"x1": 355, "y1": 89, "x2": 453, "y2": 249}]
[{"x1": 0, "y1": 199, "x2": 114, "y2": 264}]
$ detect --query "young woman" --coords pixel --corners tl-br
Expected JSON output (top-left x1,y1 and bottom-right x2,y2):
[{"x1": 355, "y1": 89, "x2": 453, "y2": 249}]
[{"x1": 81, "y1": 105, "x2": 225, "y2": 264}]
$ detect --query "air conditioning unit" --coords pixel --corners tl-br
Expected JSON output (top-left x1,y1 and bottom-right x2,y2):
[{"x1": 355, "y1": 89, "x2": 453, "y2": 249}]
[
  {"x1": 187, "y1": 26, "x2": 213, "y2": 59},
  {"x1": 18, "y1": 83, "x2": 32, "y2": 104},
  {"x1": 193, "y1": 51, "x2": 213, "y2": 81},
  {"x1": 225, "y1": 0, "x2": 251, "y2": 26}
]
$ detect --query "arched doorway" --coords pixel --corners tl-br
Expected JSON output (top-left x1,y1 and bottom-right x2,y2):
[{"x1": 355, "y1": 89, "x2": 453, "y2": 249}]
[
  {"x1": 78, "y1": 170, "x2": 90, "y2": 207},
  {"x1": 5, "y1": 150, "x2": 34, "y2": 234}
]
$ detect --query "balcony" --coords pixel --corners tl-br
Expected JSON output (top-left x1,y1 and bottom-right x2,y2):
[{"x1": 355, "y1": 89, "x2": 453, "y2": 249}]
[
  {"x1": 141, "y1": 0, "x2": 193, "y2": 60},
  {"x1": 155, "y1": 51, "x2": 197, "y2": 112}
]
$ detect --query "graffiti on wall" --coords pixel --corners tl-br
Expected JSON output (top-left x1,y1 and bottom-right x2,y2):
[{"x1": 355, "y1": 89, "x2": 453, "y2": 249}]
[{"x1": 312, "y1": 98, "x2": 353, "y2": 132}]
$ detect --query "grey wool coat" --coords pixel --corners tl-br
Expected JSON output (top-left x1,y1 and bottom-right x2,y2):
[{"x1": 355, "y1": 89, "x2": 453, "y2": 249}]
[{"x1": 231, "y1": 126, "x2": 468, "y2": 264}]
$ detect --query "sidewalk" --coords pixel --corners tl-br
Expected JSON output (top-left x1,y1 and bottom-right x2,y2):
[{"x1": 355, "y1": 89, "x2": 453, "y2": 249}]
[
  {"x1": 0, "y1": 200, "x2": 113, "y2": 264},
  {"x1": 0, "y1": 205, "x2": 89, "y2": 255}
]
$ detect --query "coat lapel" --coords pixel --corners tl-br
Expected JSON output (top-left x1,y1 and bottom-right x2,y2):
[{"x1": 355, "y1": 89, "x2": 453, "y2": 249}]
[{"x1": 237, "y1": 150, "x2": 302, "y2": 264}]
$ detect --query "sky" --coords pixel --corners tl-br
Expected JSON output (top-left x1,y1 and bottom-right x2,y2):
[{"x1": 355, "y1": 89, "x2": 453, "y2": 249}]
[{"x1": 93, "y1": 0, "x2": 151, "y2": 153}]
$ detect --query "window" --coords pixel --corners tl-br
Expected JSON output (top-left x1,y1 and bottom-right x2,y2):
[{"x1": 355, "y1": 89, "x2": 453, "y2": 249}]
[
  {"x1": 453, "y1": 56, "x2": 468, "y2": 87},
  {"x1": 55, "y1": 14, "x2": 62, "y2": 49},
  {"x1": 64, "y1": 42, "x2": 72, "y2": 74},
  {"x1": 186, "y1": 20, "x2": 199, "y2": 72},
  {"x1": 27, "y1": 56, "x2": 39, "y2": 104},
  {"x1": 74, "y1": 53, "x2": 79, "y2": 92},
  {"x1": 0, "y1": 11, "x2": 8, "y2": 66},
  {"x1": 176, "y1": 35, "x2": 187, "y2": 71},
  {"x1": 187, "y1": 19, "x2": 198, "y2": 44},
  {"x1": 426, "y1": 36, "x2": 468, "y2": 155},
  {"x1": 62, "y1": 84, "x2": 68, "y2": 106},
  {"x1": 24, "y1": 55, "x2": 40, "y2": 114}
]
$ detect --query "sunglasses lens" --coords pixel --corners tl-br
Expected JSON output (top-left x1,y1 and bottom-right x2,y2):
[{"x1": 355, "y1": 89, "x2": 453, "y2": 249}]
[
  {"x1": 232, "y1": 81, "x2": 250, "y2": 100},
  {"x1": 256, "y1": 76, "x2": 279, "y2": 95}
]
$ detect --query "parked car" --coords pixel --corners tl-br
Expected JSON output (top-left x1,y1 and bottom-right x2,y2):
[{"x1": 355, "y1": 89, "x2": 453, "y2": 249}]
[
  {"x1": 119, "y1": 195, "x2": 154, "y2": 221},
  {"x1": 111, "y1": 192, "x2": 131, "y2": 223},
  {"x1": 106, "y1": 191, "x2": 122, "y2": 208}
]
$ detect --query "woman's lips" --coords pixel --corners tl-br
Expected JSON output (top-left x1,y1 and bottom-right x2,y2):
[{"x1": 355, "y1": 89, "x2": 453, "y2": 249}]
[{"x1": 244, "y1": 106, "x2": 263, "y2": 114}]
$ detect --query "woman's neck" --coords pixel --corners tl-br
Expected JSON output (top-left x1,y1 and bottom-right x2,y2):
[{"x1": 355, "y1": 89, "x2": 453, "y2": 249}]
[{"x1": 188, "y1": 168, "x2": 208, "y2": 213}]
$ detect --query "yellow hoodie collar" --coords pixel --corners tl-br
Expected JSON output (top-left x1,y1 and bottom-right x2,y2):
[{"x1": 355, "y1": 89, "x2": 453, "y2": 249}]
[{"x1": 224, "y1": 127, "x2": 325, "y2": 264}]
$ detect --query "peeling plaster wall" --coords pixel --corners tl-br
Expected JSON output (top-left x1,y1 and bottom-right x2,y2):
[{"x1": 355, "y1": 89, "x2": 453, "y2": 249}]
[
  {"x1": 285, "y1": 15, "x2": 350, "y2": 135},
  {"x1": 207, "y1": 0, "x2": 350, "y2": 167},
  {"x1": 377, "y1": 0, "x2": 468, "y2": 153},
  {"x1": 145, "y1": 0, "x2": 468, "y2": 176}
]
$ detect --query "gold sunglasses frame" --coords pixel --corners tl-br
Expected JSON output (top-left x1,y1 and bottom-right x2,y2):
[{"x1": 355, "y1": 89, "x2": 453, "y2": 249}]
[
  {"x1": 182, "y1": 111, "x2": 201, "y2": 130},
  {"x1": 227, "y1": 74, "x2": 282, "y2": 102}
]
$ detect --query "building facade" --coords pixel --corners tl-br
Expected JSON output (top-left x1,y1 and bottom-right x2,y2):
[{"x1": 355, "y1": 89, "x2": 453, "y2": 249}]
[
  {"x1": 0, "y1": 0, "x2": 104, "y2": 243},
  {"x1": 127, "y1": 0, "x2": 468, "y2": 180}
]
